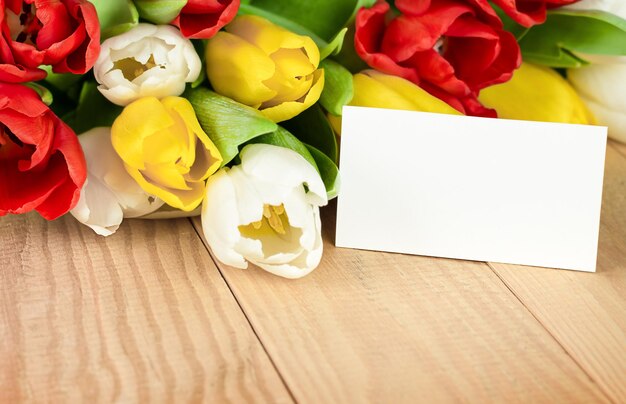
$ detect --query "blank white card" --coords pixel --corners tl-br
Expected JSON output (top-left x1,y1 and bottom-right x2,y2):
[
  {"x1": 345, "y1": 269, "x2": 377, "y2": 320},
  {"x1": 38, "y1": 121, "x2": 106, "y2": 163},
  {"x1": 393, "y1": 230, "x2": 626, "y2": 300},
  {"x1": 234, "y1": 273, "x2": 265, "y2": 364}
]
[{"x1": 336, "y1": 106, "x2": 607, "y2": 272}]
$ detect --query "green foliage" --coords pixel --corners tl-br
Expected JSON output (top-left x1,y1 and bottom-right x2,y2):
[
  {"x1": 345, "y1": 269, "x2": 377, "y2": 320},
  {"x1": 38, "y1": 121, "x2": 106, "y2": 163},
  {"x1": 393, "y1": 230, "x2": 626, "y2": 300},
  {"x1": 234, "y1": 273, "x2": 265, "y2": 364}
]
[
  {"x1": 249, "y1": 127, "x2": 319, "y2": 172},
  {"x1": 191, "y1": 40, "x2": 207, "y2": 89},
  {"x1": 25, "y1": 82, "x2": 53, "y2": 106},
  {"x1": 63, "y1": 82, "x2": 123, "y2": 134},
  {"x1": 90, "y1": 0, "x2": 139, "y2": 38},
  {"x1": 134, "y1": 0, "x2": 187, "y2": 24},
  {"x1": 282, "y1": 104, "x2": 338, "y2": 163},
  {"x1": 242, "y1": 0, "x2": 362, "y2": 41},
  {"x1": 520, "y1": 10, "x2": 626, "y2": 68},
  {"x1": 320, "y1": 28, "x2": 348, "y2": 60},
  {"x1": 306, "y1": 145, "x2": 340, "y2": 199},
  {"x1": 319, "y1": 59, "x2": 353, "y2": 117},
  {"x1": 238, "y1": 0, "x2": 376, "y2": 59},
  {"x1": 187, "y1": 88, "x2": 278, "y2": 166}
]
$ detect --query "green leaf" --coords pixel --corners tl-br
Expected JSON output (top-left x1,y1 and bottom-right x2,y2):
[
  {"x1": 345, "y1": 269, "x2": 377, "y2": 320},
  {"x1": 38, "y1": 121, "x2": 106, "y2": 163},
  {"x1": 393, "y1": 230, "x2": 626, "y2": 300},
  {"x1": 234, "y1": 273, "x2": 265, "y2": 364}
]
[
  {"x1": 238, "y1": 3, "x2": 328, "y2": 47},
  {"x1": 191, "y1": 40, "x2": 207, "y2": 88},
  {"x1": 520, "y1": 10, "x2": 626, "y2": 68},
  {"x1": 187, "y1": 88, "x2": 278, "y2": 166},
  {"x1": 248, "y1": 127, "x2": 319, "y2": 172},
  {"x1": 245, "y1": 0, "x2": 362, "y2": 41},
  {"x1": 305, "y1": 144, "x2": 340, "y2": 199},
  {"x1": 332, "y1": 24, "x2": 370, "y2": 73},
  {"x1": 25, "y1": 82, "x2": 53, "y2": 106},
  {"x1": 347, "y1": 0, "x2": 377, "y2": 24},
  {"x1": 40, "y1": 67, "x2": 84, "y2": 116},
  {"x1": 319, "y1": 59, "x2": 353, "y2": 117},
  {"x1": 64, "y1": 81, "x2": 123, "y2": 134},
  {"x1": 320, "y1": 28, "x2": 347, "y2": 60},
  {"x1": 41, "y1": 65, "x2": 84, "y2": 92},
  {"x1": 239, "y1": 0, "x2": 376, "y2": 57},
  {"x1": 282, "y1": 104, "x2": 338, "y2": 163},
  {"x1": 135, "y1": 0, "x2": 187, "y2": 25},
  {"x1": 91, "y1": 0, "x2": 139, "y2": 39}
]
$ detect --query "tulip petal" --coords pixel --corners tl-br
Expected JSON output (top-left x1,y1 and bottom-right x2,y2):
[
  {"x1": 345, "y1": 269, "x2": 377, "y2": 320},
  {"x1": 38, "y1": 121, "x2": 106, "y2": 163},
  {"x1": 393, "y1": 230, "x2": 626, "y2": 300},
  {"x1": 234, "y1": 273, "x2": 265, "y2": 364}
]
[
  {"x1": 568, "y1": 63, "x2": 626, "y2": 143},
  {"x1": 568, "y1": 63, "x2": 626, "y2": 113},
  {"x1": 202, "y1": 168, "x2": 249, "y2": 268},
  {"x1": 227, "y1": 15, "x2": 319, "y2": 65},
  {"x1": 261, "y1": 69, "x2": 325, "y2": 123},
  {"x1": 206, "y1": 31, "x2": 277, "y2": 107},
  {"x1": 201, "y1": 144, "x2": 326, "y2": 278},
  {"x1": 112, "y1": 96, "x2": 221, "y2": 212},
  {"x1": 95, "y1": 24, "x2": 200, "y2": 106},
  {"x1": 355, "y1": 70, "x2": 461, "y2": 114},
  {"x1": 240, "y1": 143, "x2": 327, "y2": 207},
  {"x1": 163, "y1": 96, "x2": 223, "y2": 179},
  {"x1": 112, "y1": 97, "x2": 175, "y2": 169},
  {"x1": 71, "y1": 176, "x2": 124, "y2": 236},
  {"x1": 480, "y1": 63, "x2": 595, "y2": 124},
  {"x1": 228, "y1": 167, "x2": 265, "y2": 225},
  {"x1": 81, "y1": 128, "x2": 147, "y2": 194},
  {"x1": 126, "y1": 164, "x2": 206, "y2": 211},
  {"x1": 172, "y1": 0, "x2": 239, "y2": 39},
  {"x1": 578, "y1": 95, "x2": 626, "y2": 143},
  {"x1": 70, "y1": 127, "x2": 163, "y2": 235}
]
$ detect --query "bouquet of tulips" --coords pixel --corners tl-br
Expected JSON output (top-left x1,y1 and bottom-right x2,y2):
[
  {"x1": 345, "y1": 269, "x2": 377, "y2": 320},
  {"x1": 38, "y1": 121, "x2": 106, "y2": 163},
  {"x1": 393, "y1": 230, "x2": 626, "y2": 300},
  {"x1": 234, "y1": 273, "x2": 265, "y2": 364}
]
[{"x1": 1, "y1": 0, "x2": 625, "y2": 278}]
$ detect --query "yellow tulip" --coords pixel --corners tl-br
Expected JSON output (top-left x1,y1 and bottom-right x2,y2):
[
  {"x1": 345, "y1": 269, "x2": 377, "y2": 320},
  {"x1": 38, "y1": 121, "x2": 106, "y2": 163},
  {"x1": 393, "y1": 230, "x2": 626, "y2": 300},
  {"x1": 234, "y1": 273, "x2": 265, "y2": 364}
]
[
  {"x1": 329, "y1": 70, "x2": 461, "y2": 135},
  {"x1": 479, "y1": 63, "x2": 596, "y2": 125},
  {"x1": 111, "y1": 96, "x2": 222, "y2": 211},
  {"x1": 205, "y1": 15, "x2": 324, "y2": 123}
]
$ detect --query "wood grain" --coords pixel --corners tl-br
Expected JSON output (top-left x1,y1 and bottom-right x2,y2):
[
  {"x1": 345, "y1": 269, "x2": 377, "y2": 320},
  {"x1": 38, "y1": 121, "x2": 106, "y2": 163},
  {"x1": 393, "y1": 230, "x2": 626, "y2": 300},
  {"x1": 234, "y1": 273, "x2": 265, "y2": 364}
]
[
  {"x1": 2, "y1": 142, "x2": 624, "y2": 402},
  {"x1": 192, "y1": 211, "x2": 609, "y2": 403},
  {"x1": 488, "y1": 143, "x2": 626, "y2": 402},
  {"x1": 612, "y1": 139, "x2": 626, "y2": 159},
  {"x1": 0, "y1": 214, "x2": 291, "y2": 403}
]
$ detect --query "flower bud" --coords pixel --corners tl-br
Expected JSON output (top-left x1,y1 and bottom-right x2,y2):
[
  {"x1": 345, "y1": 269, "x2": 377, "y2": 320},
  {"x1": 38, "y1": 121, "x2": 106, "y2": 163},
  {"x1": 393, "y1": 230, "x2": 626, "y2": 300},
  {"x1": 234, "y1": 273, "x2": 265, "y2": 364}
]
[
  {"x1": 70, "y1": 127, "x2": 164, "y2": 236},
  {"x1": 111, "y1": 97, "x2": 222, "y2": 211},
  {"x1": 205, "y1": 15, "x2": 324, "y2": 122},
  {"x1": 94, "y1": 24, "x2": 201, "y2": 106},
  {"x1": 568, "y1": 63, "x2": 626, "y2": 143},
  {"x1": 202, "y1": 144, "x2": 328, "y2": 278},
  {"x1": 479, "y1": 63, "x2": 595, "y2": 125},
  {"x1": 329, "y1": 70, "x2": 460, "y2": 135}
]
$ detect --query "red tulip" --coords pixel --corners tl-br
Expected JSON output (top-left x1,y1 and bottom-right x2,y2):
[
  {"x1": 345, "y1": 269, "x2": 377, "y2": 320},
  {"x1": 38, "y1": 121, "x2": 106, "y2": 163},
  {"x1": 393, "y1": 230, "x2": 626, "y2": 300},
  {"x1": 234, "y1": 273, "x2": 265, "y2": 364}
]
[
  {"x1": 491, "y1": 0, "x2": 580, "y2": 27},
  {"x1": 0, "y1": 0, "x2": 100, "y2": 81},
  {"x1": 355, "y1": 0, "x2": 521, "y2": 117},
  {"x1": 172, "y1": 0, "x2": 240, "y2": 39},
  {"x1": 0, "y1": 83, "x2": 86, "y2": 220}
]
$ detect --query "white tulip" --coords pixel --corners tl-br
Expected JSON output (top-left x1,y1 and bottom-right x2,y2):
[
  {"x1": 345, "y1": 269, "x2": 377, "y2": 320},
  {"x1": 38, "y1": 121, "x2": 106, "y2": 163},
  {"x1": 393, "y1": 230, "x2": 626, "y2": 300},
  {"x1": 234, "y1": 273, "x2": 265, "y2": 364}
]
[
  {"x1": 70, "y1": 127, "x2": 164, "y2": 236},
  {"x1": 202, "y1": 144, "x2": 328, "y2": 279},
  {"x1": 564, "y1": 0, "x2": 626, "y2": 19},
  {"x1": 568, "y1": 64, "x2": 626, "y2": 143},
  {"x1": 563, "y1": 1, "x2": 626, "y2": 142},
  {"x1": 94, "y1": 24, "x2": 201, "y2": 106}
]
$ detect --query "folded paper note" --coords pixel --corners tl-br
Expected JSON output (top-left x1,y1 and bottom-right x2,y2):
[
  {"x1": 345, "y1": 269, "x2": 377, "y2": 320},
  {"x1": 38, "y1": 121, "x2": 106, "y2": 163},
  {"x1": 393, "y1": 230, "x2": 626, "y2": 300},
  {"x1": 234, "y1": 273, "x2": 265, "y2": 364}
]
[{"x1": 336, "y1": 106, "x2": 607, "y2": 272}]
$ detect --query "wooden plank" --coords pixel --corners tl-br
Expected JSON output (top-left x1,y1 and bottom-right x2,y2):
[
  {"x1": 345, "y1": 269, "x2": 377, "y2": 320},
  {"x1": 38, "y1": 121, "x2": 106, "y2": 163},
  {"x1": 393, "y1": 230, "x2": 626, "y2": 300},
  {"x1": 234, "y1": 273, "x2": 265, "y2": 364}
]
[
  {"x1": 191, "y1": 213, "x2": 608, "y2": 403},
  {"x1": 489, "y1": 144, "x2": 626, "y2": 402},
  {"x1": 0, "y1": 214, "x2": 292, "y2": 403},
  {"x1": 611, "y1": 139, "x2": 626, "y2": 159}
]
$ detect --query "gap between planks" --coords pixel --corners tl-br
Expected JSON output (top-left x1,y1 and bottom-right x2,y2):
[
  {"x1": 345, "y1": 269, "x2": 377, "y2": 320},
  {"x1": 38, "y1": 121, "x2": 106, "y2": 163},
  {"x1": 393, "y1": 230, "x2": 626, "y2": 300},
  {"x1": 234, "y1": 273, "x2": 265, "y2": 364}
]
[
  {"x1": 186, "y1": 139, "x2": 625, "y2": 401},
  {"x1": 189, "y1": 210, "x2": 609, "y2": 402},
  {"x1": 485, "y1": 262, "x2": 614, "y2": 404},
  {"x1": 612, "y1": 140, "x2": 626, "y2": 159},
  {"x1": 485, "y1": 141, "x2": 626, "y2": 403},
  {"x1": 187, "y1": 218, "x2": 297, "y2": 404}
]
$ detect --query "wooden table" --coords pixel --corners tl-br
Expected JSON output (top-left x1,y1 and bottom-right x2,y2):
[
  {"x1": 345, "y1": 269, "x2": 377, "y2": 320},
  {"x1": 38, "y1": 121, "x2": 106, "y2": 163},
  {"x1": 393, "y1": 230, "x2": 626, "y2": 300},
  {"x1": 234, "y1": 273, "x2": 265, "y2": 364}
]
[{"x1": 1, "y1": 141, "x2": 625, "y2": 403}]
